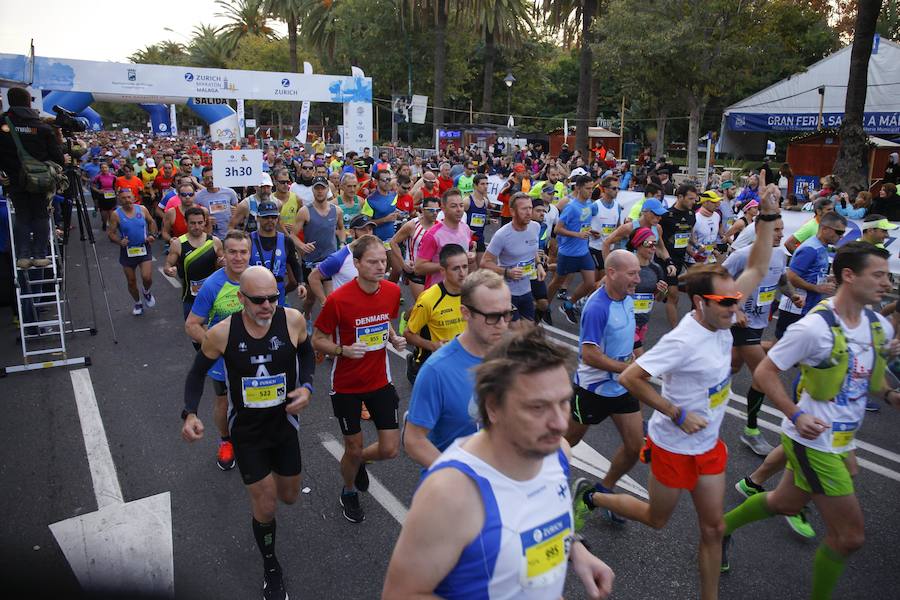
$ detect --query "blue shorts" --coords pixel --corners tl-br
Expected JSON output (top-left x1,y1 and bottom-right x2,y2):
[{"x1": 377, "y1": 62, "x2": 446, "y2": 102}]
[
  {"x1": 118, "y1": 244, "x2": 152, "y2": 269},
  {"x1": 556, "y1": 253, "x2": 594, "y2": 276},
  {"x1": 511, "y1": 292, "x2": 535, "y2": 322}
]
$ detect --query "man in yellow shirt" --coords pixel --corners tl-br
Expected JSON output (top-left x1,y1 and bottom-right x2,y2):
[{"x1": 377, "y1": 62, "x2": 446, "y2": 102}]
[{"x1": 403, "y1": 243, "x2": 469, "y2": 383}]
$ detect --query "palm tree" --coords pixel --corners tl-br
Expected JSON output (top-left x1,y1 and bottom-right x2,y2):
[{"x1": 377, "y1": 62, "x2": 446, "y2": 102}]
[
  {"x1": 189, "y1": 25, "x2": 231, "y2": 68},
  {"x1": 129, "y1": 41, "x2": 189, "y2": 66},
  {"x1": 216, "y1": 0, "x2": 277, "y2": 54},
  {"x1": 263, "y1": 0, "x2": 302, "y2": 73},
  {"x1": 467, "y1": 0, "x2": 534, "y2": 120},
  {"x1": 833, "y1": 0, "x2": 883, "y2": 195}
]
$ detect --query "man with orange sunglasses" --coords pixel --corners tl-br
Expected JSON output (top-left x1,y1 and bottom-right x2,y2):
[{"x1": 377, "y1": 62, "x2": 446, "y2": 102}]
[{"x1": 572, "y1": 185, "x2": 782, "y2": 600}]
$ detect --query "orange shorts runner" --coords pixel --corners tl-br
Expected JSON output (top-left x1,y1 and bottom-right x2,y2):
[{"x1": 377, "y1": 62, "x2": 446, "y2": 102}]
[{"x1": 642, "y1": 436, "x2": 728, "y2": 491}]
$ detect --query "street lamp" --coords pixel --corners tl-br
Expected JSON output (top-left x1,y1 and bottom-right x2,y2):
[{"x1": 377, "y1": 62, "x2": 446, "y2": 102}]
[{"x1": 504, "y1": 72, "x2": 516, "y2": 117}]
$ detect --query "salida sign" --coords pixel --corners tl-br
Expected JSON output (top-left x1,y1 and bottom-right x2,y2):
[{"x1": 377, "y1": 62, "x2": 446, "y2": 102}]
[{"x1": 727, "y1": 111, "x2": 900, "y2": 134}]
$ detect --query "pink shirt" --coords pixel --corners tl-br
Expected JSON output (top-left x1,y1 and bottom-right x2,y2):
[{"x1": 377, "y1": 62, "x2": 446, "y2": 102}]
[
  {"x1": 417, "y1": 220, "x2": 473, "y2": 288},
  {"x1": 164, "y1": 196, "x2": 182, "y2": 211}
]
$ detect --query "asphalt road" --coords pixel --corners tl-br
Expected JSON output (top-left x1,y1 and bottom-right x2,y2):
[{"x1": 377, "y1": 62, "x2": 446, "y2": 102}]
[{"x1": 2, "y1": 211, "x2": 899, "y2": 599}]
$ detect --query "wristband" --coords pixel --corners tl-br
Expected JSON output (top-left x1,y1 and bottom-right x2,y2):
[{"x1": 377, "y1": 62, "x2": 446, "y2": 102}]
[
  {"x1": 672, "y1": 407, "x2": 686, "y2": 426},
  {"x1": 301, "y1": 382, "x2": 314, "y2": 394},
  {"x1": 789, "y1": 410, "x2": 806, "y2": 424},
  {"x1": 504, "y1": 267, "x2": 510, "y2": 279},
  {"x1": 757, "y1": 213, "x2": 780, "y2": 222}
]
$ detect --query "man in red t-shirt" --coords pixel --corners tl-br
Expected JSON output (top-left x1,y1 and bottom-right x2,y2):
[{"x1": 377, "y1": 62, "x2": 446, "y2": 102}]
[
  {"x1": 396, "y1": 174, "x2": 415, "y2": 214},
  {"x1": 437, "y1": 162, "x2": 454, "y2": 195},
  {"x1": 115, "y1": 164, "x2": 146, "y2": 204},
  {"x1": 312, "y1": 235, "x2": 406, "y2": 524}
]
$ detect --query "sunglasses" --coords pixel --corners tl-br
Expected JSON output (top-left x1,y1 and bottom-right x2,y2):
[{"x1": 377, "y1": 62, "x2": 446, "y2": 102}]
[
  {"x1": 179, "y1": 192, "x2": 195, "y2": 197},
  {"x1": 463, "y1": 304, "x2": 516, "y2": 325},
  {"x1": 830, "y1": 227, "x2": 846, "y2": 237},
  {"x1": 276, "y1": 179, "x2": 291, "y2": 184},
  {"x1": 242, "y1": 292, "x2": 280, "y2": 305},
  {"x1": 702, "y1": 292, "x2": 744, "y2": 307},
  {"x1": 641, "y1": 240, "x2": 657, "y2": 248},
  {"x1": 423, "y1": 208, "x2": 440, "y2": 213}
]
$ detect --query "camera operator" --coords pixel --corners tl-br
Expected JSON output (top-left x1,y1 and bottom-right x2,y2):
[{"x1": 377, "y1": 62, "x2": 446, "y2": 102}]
[{"x1": 0, "y1": 87, "x2": 65, "y2": 269}]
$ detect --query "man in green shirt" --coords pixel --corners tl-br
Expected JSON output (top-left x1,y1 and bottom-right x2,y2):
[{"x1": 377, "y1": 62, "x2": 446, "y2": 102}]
[
  {"x1": 528, "y1": 166, "x2": 568, "y2": 204},
  {"x1": 784, "y1": 197, "x2": 835, "y2": 253}
]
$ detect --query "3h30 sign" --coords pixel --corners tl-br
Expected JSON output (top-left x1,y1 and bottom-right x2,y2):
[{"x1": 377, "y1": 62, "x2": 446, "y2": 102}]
[{"x1": 212, "y1": 149, "x2": 264, "y2": 187}]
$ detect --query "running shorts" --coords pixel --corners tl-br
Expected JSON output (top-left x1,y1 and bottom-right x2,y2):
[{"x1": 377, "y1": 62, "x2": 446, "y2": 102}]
[
  {"x1": 781, "y1": 433, "x2": 853, "y2": 497},
  {"x1": 571, "y1": 386, "x2": 639, "y2": 425},
  {"x1": 556, "y1": 253, "x2": 594, "y2": 276},
  {"x1": 730, "y1": 326, "x2": 764, "y2": 347},
  {"x1": 232, "y1": 422, "x2": 302, "y2": 486},
  {"x1": 331, "y1": 384, "x2": 400, "y2": 435},
  {"x1": 643, "y1": 436, "x2": 728, "y2": 491}
]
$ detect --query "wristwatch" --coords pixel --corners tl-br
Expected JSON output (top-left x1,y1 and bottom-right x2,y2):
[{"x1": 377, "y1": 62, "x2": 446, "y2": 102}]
[{"x1": 335, "y1": 345, "x2": 343, "y2": 356}]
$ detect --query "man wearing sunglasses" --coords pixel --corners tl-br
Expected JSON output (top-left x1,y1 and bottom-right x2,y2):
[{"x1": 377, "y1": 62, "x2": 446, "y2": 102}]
[
  {"x1": 390, "y1": 196, "x2": 440, "y2": 300},
  {"x1": 250, "y1": 201, "x2": 305, "y2": 307},
  {"x1": 775, "y1": 211, "x2": 846, "y2": 341},
  {"x1": 574, "y1": 186, "x2": 781, "y2": 600},
  {"x1": 288, "y1": 160, "x2": 317, "y2": 208},
  {"x1": 162, "y1": 181, "x2": 211, "y2": 243},
  {"x1": 182, "y1": 266, "x2": 315, "y2": 600}
]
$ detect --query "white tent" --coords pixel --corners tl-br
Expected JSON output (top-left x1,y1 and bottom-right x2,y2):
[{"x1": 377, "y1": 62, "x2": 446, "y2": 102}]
[{"x1": 719, "y1": 37, "x2": 900, "y2": 155}]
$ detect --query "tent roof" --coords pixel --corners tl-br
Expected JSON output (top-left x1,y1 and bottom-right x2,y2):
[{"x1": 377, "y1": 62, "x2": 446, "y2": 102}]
[{"x1": 725, "y1": 39, "x2": 900, "y2": 116}]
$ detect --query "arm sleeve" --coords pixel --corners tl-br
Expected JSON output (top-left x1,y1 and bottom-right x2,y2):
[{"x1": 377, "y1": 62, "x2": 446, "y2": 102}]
[
  {"x1": 296, "y1": 336, "x2": 315, "y2": 386},
  {"x1": 184, "y1": 351, "x2": 218, "y2": 413}
]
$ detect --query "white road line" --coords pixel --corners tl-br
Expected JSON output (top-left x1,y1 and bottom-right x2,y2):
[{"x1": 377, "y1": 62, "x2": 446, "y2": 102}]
[
  {"x1": 69, "y1": 369, "x2": 124, "y2": 508},
  {"x1": 540, "y1": 322, "x2": 579, "y2": 342},
  {"x1": 571, "y1": 442, "x2": 649, "y2": 499},
  {"x1": 319, "y1": 433, "x2": 409, "y2": 524},
  {"x1": 157, "y1": 267, "x2": 181, "y2": 288}
]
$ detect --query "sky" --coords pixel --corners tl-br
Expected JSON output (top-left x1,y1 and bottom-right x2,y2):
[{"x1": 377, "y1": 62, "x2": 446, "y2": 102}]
[{"x1": 0, "y1": 0, "x2": 282, "y2": 63}]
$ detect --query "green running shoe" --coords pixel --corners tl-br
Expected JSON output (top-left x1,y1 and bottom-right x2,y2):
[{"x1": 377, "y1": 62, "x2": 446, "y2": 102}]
[
  {"x1": 720, "y1": 534, "x2": 732, "y2": 573},
  {"x1": 785, "y1": 508, "x2": 816, "y2": 538},
  {"x1": 734, "y1": 476, "x2": 765, "y2": 498},
  {"x1": 572, "y1": 477, "x2": 594, "y2": 532}
]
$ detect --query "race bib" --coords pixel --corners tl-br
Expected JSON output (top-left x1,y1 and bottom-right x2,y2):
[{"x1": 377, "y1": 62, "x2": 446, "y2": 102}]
[
  {"x1": 208, "y1": 199, "x2": 229, "y2": 213},
  {"x1": 600, "y1": 223, "x2": 616, "y2": 236},
  {"x1": 241, "y1": 373, "x2": 287, "y2": 408},
  {"x1": 832, "y1": 421, "x2": 858, "y2": 449},
  {"x1": 756, "y1": 284, "x2": 777, "y2": 307},
  {"x1": 103, "y1": 191, "x2": 115, "y2": 199},
  {"x1": 356, "y1": 322, "x2": 389, "y2": 351},
  {"x1": 633, "y1": 293, "x2": 654, "y2": 314},
  {"x1": 580, "y1": 223, "x2": 592, "y2": 234},
  {"x1": 674, "y1": 232, "x2": 689, "y2": 249},
  {"x1": 518, "y1": 259, "x2": 537, "y2": 280},
  {"x1": 189, "y1": 278, "x2": 207, "y2": 296},
  {"x1": 470, "y1": 213, "x2": 486, "y2": 228},
  {"x1": 704, "y1": 243, "x2": 715, "y2": 254},
  {"x1": 708, "y1": 376, "x2": 731, "y2": 410},
  {"x1": 519, "y1": 514, "x2": 571, "y2": 589},
  {"x1": 126, "y1": 245, "x2": 147, "y2": 257}
]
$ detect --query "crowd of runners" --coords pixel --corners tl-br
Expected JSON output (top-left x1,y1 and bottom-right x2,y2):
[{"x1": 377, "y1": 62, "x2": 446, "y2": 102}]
[{"x1": 4, "y1": 92, "x2": 900, "y2": 599}]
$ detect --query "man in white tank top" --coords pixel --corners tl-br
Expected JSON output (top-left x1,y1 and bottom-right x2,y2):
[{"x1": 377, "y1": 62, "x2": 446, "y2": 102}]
[{"x1": 383, "y1": 328, "x2": 615, "y2": 600}]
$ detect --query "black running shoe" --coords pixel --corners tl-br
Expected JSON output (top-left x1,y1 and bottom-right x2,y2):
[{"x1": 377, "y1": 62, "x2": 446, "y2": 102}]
[
  {"x1": 340, "y1": 490, "x2": 365, "y2": 523},
  {"x1": 355, "y1": 462, "x2": 370, "y2": 492},
  {"x1": 560, "y1": 301, "x2": 578, "y2": 325},
  {"x1": 263, "y1": 568, "x2": 288, "y2": 600},
  {"x1": 720, "y1": 534, "x2": 732, "y2": 573}
]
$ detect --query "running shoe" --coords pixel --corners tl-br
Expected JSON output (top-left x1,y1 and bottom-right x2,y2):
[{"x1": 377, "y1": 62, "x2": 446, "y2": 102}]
[
  {"x1": 340, "y1": 490, "x2": 365, "y2": 523},
  {"x1": 143, "y1": 291, "x2": 156, "y2": 308},
  {"x1": 355, "y1": 462, "x2": 370, "y2": 493},
  {"x1": 556, "y1": 288, "x2": 568, "y2": 300},
  {"x1": 262, "y1": 567, "x2": 288, "y2": 600},
  {"x1": 593, "y1": 482, "x2": 626, "y2": 525},
  {"x1": 216, "y1": 440, "x2": 236, "y2": 471},
  {"x1": 720, "y1": 534, "x2": 732, "y2": 573},
  {"x1": 865, "y1": 399, "x2": 880, "y2": 413},
  {"x1": 734, "y1": 477, "x2": 765, "y2": 498},
  {"x1": 361, "y1": 402, "x2": 371, "y2": 421},
  {"x1": 560, "y1": 301, "x2": 578, "y2": 325},
  {"x1": 740, "y1": 428, "x2": 774, "y2": 456},
  {"x1": 132, "y1": 302, "x2": 143, "y2": 316},
  {"x1": 542, "y1": 309, "x2": 553, "y2": 325},
  {"x1": 785, "y1": 508, "x2": 816, "y2": 539},
  {"x1": 571, "y1": 478, "x2": 594, "y2": 532}
]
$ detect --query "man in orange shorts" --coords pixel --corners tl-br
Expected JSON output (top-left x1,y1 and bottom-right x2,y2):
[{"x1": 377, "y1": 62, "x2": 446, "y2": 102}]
[{"x1": 571, "y1": 185, "x2": 782, "y2": 600}]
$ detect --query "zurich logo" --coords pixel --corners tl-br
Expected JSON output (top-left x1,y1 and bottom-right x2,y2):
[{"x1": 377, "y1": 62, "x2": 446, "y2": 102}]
[
  {"x1": 184, "y1": 72, "x2": 194, "y2": 82},
  {"x1": 281, "y1": 78, "x2": 290, "y2": 88}
]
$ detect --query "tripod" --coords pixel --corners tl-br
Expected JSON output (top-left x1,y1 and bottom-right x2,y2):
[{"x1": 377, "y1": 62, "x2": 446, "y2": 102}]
[{"x1": 60, "y1": 135, "x2": 118, "y2": 343}]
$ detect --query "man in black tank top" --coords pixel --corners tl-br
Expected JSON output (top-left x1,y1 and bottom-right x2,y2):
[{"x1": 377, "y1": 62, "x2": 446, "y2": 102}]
[
  {"x1": 164, "y1": 206, "x2": 223, "y2": 322},
  {"x1": 181, "y1": 266, "x2": 315, "y2": 600}
]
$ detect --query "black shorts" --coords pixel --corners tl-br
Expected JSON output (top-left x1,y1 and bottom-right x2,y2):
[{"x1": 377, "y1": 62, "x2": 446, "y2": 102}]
[
  {"x1": 118, "y1": 244, "x2": 152, "y2": 268},
  {"x1": 232, "y1": 422, "x2": 302, "y2": 485},
  {"x1": 775, "y1": 310, "x2": 804, "y2": 339},
  {"x1": 98, "y1": 195, "x2": 117, "y2": 211},
  {"x1": 572, "y1": 386, "x2": 639, "y2": 425},
  {"x1": 511, "y1": 291, "x2": 535, "y2": 322},
  {"x1": 474, "y1": 237, "x2": 487, "y2": 252},
  {"x1": 589, "y1": 247, "x2": 605, "y2": 271},
  {"x1": 331, "y1": 384, "x2": 400, "y2": 435},
  {"x1": 663, "y1": 258, "x2": 687, "y2": 289},
  {"x1": 301, "y1": 260, "x2": 324, "y2": 285},
  {"x1": 404, "y1": 271, "x2": 426, "y2": 285},
  {"x1": 531, "y1": 279, "x2": 548, "y2": 301},
  {"x1": 731, "y1": 325, "x2": 764, "y2": 347},
  {"x1": 212, "y1": 379, "x2": 228, "y2": 396}
]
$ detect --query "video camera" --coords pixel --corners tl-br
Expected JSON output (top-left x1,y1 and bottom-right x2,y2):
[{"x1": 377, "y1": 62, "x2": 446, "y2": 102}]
[{"x1": 52, "y1": 105, "x2": 88, "y2": 134}]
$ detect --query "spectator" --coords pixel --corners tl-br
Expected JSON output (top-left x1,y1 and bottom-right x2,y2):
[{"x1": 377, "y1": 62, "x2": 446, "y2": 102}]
[
  {"x1": 835, "y1": 191, "x2": 872, "y2": 220},
  {"x1": 777, "y1": 163, "x2": 792, "y2": 199},
  {"x1": 884, "y1": 152, "x2": 899, "y2": 185},
  {"x1": 871, "y1": 183, "x2": 900, "y2": 221}
]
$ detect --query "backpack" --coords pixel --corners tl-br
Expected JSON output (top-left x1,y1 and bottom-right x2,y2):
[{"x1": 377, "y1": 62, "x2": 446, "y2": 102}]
[{"x1": 4, "y1": 116, "x2": 67, "y2": 197}]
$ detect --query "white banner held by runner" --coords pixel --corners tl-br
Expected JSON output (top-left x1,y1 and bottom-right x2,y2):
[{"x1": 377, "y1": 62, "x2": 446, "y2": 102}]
[
  {"x1": 169, "y1": 104, "x2": 177, "y2": 135},
  {"x1": 236, "y1": 98, "x2": 245, "y2": 134},
  {"x1": 297, "y1": 101, "x2": 310, "y2": 143},
  {"x1": 486, "y1": 173, "x2": 507, "y2": 206},
  {"x1": 212, "y1": 149, "x2": 263, "y2": 187}
]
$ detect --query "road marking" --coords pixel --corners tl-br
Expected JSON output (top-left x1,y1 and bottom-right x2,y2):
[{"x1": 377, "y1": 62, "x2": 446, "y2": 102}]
[
  {"x1": 69, "y1": 369, "x2": 123, "y2": 508},
  {"x1": 571, "y1": 442, "x2": 649, "y2": 499},
  {"x1": 157, "y1": 266, "x2": 181, "y2": 288},
  {"x1": 319, "y1": 433, "x2": 409, "y2": 524},
  {"x1": 540, "y1": 322, "x2": 579, "y2": 342}
]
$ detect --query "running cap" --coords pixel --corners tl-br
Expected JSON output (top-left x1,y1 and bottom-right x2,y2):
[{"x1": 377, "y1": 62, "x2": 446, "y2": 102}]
[
  {"x1": 258, "y1": 172, "x2": 274, "y2": 187},
  {"x1": 257, "y1": 201, "x2": 280, "y2": 217},
  {"x1": 312, "y1": 175, "x2": 329, "y2": 188},
  {"x1": 348, "y1": 214, "x2": 375, "y2": 229},
  {"x1": 630, "y1": 226, "x2": 656, "y2": 248},
  {"x1": 742, "y1": 199, "x2": 759, "y2": 211},
  {"x1": 699, "y1": 190, "x2": 722, "y2": 203},
  {"x1": 641, "y1": 198, "x2": 668, "y2": 215},
  {"x1": 861, "y1": 218, "x2": 898, "y2": 231}
]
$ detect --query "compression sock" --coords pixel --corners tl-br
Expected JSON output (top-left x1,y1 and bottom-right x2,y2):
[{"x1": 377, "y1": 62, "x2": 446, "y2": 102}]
[
  {"x1": 746, "y1": 386, "x2": 765, "y2": 431},
  {"x1": 724, "y1": 491, "x2": 774, "y2": 535},
  {"x1": 252, "y1": 517, "x2": 279, "y2": 572},
  {"x1": 811, "y1": 543, "x2": 846, "y2": 600}
]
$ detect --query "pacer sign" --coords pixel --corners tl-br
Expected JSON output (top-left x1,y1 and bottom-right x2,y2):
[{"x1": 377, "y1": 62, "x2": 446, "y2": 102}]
[{"x1": 212, "y1": 149, "x2": 263, "y2": 187}]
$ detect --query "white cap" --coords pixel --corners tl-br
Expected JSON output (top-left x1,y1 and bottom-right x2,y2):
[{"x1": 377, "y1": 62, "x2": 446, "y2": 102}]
[
  {"x1": 104, "y1": 151, "x2": 113, "y2": 156},
  {"x1": 568, "y1": 167, "x2": 589, "y2": 179},
  {"x1": 258, "y1": 172, "x2": 274, "y2": 187},
  {"x1": 146, "y1": 158, "x2": 156, "y2": 168},
  {"x1": 136, "y1": 152, "x2": 145, "y2": 159}
]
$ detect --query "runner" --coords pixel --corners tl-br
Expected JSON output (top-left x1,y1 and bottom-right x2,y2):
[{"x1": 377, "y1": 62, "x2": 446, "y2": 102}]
[
  {"x1": 231, "y1": 173, "x2": 281, "y2": 233},
  {"x1": 90, "y1": 161, "x2": 117, "y2": 230},
  {"x1": 572, "y1": 188, "x2": 779, "y2": 600},
  {"x1": 629, "y1": 228, "x2": 668, "y2": 357},
  {"x1": 195, "y1": 166, "x2": 239, "y2": 238},
  {"x1": 162, "y1": 181, "x2": 211, "y2": 242},
  {"x1": 403, "y1": 243, "x2": 469, "y2": 384},
  {"x1": 547, "y1": 174, "x2": 599, "y2": 324},
  {"x1": 720, "y1": 242, "x2": 900, "y2": 600},
  {"x1": 722, "y1": 199, "x2": 759, "y2": 244},
  {"x1": 361, "y1": 169, "x2": 399, "y2": 247},
  {"x1": 186, "y1": 231, "x2": 253, "y2": 471},
  {"x1": 463, "y1": 173, "x2": 490, "y2": 267},
  {"x1": 114, "y1": 163, "x2": 145, "y2": 204},
  {"x1": 783, "y1": 197, "x2": 835, "y2": 254},
  {"x1": 294, "y1": 176, "x2": 344, "y2": 312},
  {"x1": 658, "y1": 184, "x2": 698, "y2": 328},
  {"x1": 250, "y1": 201, "x2": 305, "y2": 307},
  {"x1": 107, "y1": 188, "x2": 158, "y2": 316},
  {"x1": 588, "y1": 175, "x2": 624, "y2": 280},
  {"x1": 164, "y1": 206, "x2": 223, "y2": 323},
  {"x1": 482, "y1": 191, "x2": 543, "y2": 327},
  {"x1": 453, "y1": 160, "x2": 476, "y2": 196},
  {"x1": 289, "y1": 159, "x2": 316, "y2": 207},
  {"x1": 307, "y1": 215, "x2": 377, "y2": 310},
  {"x1": 415, "y1": 189, "x2": 475, "y2": 289},
  {"x1": 336, "y1": 173, "x2": 363, "y2": 237},
  {"x1": 383, "y1": 328, "x2": 615, "y2": 600},
  {"x1": 686, "y1": 190, "x2": 726, "y2": 267},
  {"x1": 270, "y1": 168, "x2": 300, "y2": 235},
  {"x1": 531, "y1": 197, "x2": 554, "y2": 324},
  {"x1": 390, "y1": 195, "x2": 440, "y2": 301},
  {"x1": 311, "y1": 235, "x2": 407, "y2": 523},
  {"x1": 411, "y1": 169, "x2": 441, "y2": 207},
  {"x1": 181, "y1": 266, "x2": 315, "y2": 600}
]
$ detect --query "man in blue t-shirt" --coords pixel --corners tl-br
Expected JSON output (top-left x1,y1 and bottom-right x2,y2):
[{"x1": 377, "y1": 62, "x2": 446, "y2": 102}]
[
  {"x1": 568, "y1": 249, "x2": 642, "y2": 526},
  {"x1": 404, "y1": 269, "x2": 511, "y2": 469},
  {"x1": 774, "y1": 211, "x2": 845, "y2": 339},
  {"x1": 548, "y1": 174, "x2": 599, "y2": 325},
  {"x1": 361, "y1": 169, "x2": 399, "y2": 242}
]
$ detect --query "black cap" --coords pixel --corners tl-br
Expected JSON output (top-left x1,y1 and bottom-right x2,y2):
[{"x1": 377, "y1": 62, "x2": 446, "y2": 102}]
[
  {"x1": 348, "y1": 214, "x2": 374, "y2": 229},
  {"x1": 312, "y1": 176, "x2": 329, "y2": 188},
  {"x1": 257, "y1": 201, "x2": 280, "y2": 217}
]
